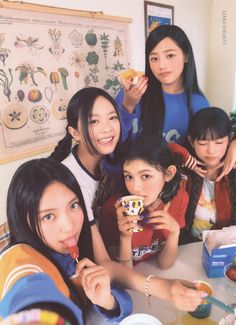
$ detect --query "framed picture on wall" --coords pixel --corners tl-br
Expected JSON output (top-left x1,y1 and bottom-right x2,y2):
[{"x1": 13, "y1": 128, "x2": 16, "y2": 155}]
[{"x1": 144, "y1": 1, "x2": 174, "y2": 38}]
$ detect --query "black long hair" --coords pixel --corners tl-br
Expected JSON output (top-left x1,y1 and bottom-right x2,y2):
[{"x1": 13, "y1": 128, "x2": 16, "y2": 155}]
[
  {"x1": 7, "y1": 158, "x2": 94, "y2": 307},
  {"x1": 122, "y1": 134, "x2": 182, "y2": 203},
  {"x1": 184, "y1": 107, "x2": 236, "y2": 240},
  {"x1": 50, "y1": 87, "x2": 122, "y2": 161},
  {"x1": 142, "y1": 25, "x2": 205, "y2": 135}
]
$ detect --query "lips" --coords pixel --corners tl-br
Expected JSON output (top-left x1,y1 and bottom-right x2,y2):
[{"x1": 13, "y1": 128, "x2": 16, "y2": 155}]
[
  {"x1": 205, "y1": 157, "x2": 218, "y2": 161},
  {"x1": 159, "y1": 72, "x2": 171, "y2": 78}
]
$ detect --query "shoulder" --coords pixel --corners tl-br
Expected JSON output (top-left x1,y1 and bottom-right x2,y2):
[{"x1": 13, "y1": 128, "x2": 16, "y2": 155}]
[
  {"x1": 62, "y1": 152, "x2": 76, "y2": 168},
  {"x1": 0, "y1": 244, "x2": 69, "y2": 299},
  {"x1": 0, "y1": 273, "x2": 83, "y2": 323},
  {"x1": 115, "y1": 88, "x2": 125, "y2": 106},
  {"x1": 191, "y1": 93, "x2": 209, "y2": 111}
]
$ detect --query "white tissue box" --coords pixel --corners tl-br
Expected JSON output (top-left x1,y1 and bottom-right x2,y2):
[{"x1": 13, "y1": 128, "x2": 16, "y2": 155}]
[{"x1": 202, "y1": 241, "x2": 236, "y2": 278}]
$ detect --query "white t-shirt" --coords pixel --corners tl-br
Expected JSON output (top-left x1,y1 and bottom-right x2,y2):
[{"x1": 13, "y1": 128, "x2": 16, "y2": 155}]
[
  {"x1": 62, "y1": 149, "x2": 99, "y2": 224},
  {"x1": 191, "y1": 178, "x2": 217, "y2": 240}
]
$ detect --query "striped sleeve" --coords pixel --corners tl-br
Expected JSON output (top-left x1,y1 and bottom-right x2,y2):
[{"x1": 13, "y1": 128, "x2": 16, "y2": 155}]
[{"x1": 0, "y1": 244, "x2": 69, "y2": 300}]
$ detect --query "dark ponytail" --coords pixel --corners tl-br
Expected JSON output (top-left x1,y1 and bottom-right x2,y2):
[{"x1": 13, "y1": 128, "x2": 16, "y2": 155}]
[{"x1": 50, "y1": 127, "x2": 73, "y2": 162}]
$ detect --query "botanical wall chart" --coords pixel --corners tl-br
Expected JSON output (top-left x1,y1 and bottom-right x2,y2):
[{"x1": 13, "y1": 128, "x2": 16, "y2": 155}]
[{"x1": 0, "y1": 2, "x2": 131, "y2": 163}]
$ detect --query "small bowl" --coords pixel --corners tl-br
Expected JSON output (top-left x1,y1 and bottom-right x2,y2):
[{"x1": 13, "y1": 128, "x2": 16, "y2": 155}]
[
  {"x1": 224, "y1": 263, "x2": 236, "y2": 296},
  {"x1": 224, "y1": 263, "x2": 236, "y2": 283},
  {"x1": 119, "y1": 313, "x2": 163, "y2": 325}
]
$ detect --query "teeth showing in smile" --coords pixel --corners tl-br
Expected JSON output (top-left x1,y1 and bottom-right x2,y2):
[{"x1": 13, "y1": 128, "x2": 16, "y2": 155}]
[{"x1": 98, "y1": 137, "x2": 113, "y2": 144}]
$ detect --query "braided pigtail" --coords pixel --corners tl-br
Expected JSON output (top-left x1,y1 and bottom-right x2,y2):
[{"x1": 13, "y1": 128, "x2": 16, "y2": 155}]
[
  {"x1": 158, "y1": 169, "x2": 182, "y2": 204},
  {"x1": 227, "y1": 170, "x2": 236, "y2": 225},
  {"x1": 50, "y1": 126, "x2": 73, "y2": 162}
]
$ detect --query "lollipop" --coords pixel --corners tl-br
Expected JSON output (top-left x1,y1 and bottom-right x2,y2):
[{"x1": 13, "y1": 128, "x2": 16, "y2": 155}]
[
  {"x1": 69, "y1": 245, "x2": 79, "y2": 263},
  {"x1": 62, "y1": 237, "x2": 79, "y2": 263}
]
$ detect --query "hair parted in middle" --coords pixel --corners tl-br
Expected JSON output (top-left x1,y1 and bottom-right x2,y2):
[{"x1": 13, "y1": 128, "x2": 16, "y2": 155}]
[
  {"x1": 50, "y1": 87, "x2": 121, "y2": 162},
  {"x1": 142, "y1": 24, "x2": 204, "y2": 136}
]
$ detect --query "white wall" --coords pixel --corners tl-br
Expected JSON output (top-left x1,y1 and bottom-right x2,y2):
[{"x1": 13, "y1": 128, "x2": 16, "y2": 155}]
[
  {"x1": 207, "y1": 0, "x2": 236, "y2": 113},
  {"x1": 0, "y1": 0, "x2": 212, "y2": 224}
]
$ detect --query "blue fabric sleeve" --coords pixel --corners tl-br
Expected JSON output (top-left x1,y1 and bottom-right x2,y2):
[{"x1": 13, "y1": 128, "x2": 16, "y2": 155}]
[
  {"x1": 93, "y1": 287, "x2": 132, "y2": 322},
  {"x1": 0, "y1": 273, "x2": 83, "y2": 324},
  {"x1": 115, "y1": 89, "x2": 142, "y2": 143}
]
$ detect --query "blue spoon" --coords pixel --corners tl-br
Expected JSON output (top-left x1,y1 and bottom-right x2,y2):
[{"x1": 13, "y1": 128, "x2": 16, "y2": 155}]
[{"x1": 206, "y1": 296, "x2": 235, "y2": 315}]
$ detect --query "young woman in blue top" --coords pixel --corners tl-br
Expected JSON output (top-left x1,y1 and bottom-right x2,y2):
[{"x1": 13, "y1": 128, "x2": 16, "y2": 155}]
[
  {"x1": 116, "y1": 24, "x2": 209, "y2": 145},
  {"x1": 116, "y1": 25, "x2": 236, "y2": 179}
]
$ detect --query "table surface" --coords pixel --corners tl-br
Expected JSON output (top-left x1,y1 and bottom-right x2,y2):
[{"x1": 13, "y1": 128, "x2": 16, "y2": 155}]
[{"x1": 86, "y1": 242, "x2": 236, "y2": 325}]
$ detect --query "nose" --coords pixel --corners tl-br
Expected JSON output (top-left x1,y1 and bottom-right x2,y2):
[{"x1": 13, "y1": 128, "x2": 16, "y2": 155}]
[
  {"x1": 101, "y1": 120, "x2": 112, "y2": 133},
  {"x1": 206, "y1": 142, "x2": 216, "y2": 154},
  {"x1": 60, "y1": 215, "x2": 73, "y2": 233},
  {"x1": 132, "y1": 178, "x2": 143, "y2": 194},
  {"x1": 159, "y1": 56, "x2": 167, "y2": 70}
]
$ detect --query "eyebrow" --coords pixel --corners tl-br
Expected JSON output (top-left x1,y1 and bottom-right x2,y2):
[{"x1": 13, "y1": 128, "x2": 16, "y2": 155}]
[
  {"x1": 150, "y1": 49, "x2": 177, "y2": 55},
  {"x1": 123, "y1": 169, "x2": 153, "y2": 174},
  {"x1": 89, "y1": 110, "x2": 117, "y2": 117},
  {"x1": 38, "y1": 196, "x2": 78, "y2": 214}
]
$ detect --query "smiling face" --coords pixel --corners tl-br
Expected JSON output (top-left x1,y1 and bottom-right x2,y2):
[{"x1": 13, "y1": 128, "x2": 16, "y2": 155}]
[
  {"x1": 38, "y1": 181, "x2": 84, "y2": 254},
  {"x1": 123, "y1": 159, "x2": 169, "y2": 208},
  {"x1": 191, "y1": 135, "x2": 230, "y2": 169},
  {"x1": 148, "y1": 37, "x2": 187, "y2": 93},
  {"x1": 87, "y1": 96, "x2": 121, "y2": 156}
]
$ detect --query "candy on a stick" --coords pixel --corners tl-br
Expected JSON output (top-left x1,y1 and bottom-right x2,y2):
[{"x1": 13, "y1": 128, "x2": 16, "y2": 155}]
[
  {"x1": 69, "y1": 245, "x2": 79, "y2": 263},
  {"x1": 62, "y1": 237, "x2": 79, "y2": 262}
]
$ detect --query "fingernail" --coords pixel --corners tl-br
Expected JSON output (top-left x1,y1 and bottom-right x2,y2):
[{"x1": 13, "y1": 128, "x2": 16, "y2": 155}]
[
  {"x1": 124, "y1": 204, "x2": 129, "y2": 208},
  {"x1": 201, "y1": 292, "x2": 208, "y2": 297}
]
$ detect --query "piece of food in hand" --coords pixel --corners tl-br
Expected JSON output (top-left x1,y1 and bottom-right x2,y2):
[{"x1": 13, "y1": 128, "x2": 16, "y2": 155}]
[{"x1": 118, "y1": 68, "x2": 144, "y2": 87}]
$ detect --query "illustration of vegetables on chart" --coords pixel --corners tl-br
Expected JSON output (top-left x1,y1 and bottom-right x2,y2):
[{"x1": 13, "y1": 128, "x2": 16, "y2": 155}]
[{"x1": 0, "y1": 4, "x2": 130, "y2": 162}]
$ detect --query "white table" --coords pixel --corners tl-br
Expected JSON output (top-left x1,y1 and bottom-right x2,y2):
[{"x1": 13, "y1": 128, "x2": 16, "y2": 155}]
[{"x1": 86, "y1": 242, "x2": 236, "y2": 324}]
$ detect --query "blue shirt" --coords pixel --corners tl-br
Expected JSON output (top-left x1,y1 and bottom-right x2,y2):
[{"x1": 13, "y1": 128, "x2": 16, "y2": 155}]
[{"x1": 115, "y1": 89, "x2": 209, "y2": 144}]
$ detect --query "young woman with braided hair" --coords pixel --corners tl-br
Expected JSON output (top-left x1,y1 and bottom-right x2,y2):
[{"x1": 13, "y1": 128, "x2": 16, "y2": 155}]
[{"x1": 99, "y1": 134, "x2": 188, "y2": 269}]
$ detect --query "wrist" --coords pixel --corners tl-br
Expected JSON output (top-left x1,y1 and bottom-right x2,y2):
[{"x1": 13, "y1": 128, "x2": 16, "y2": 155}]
[
  {"x1": 100, "y1": 294, "x2": 116, "y2": 311},
  {"x1": 116, "y1": 255, "x2": 133, "y2": 264},
  {"x1": 120, "y1": 233, "x2": 132, "y2": 241},
  {"x1": 169, "y1": 228, "x2": 180, "y2": 237},
  {"x1": 145, "y1": 274, "x2": 155, "y2": 305}
]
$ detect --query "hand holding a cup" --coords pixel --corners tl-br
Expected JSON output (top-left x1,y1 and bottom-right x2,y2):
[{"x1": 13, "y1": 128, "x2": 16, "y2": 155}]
[{"x1": 115, "y1": 195, "x2": 144, "y2": 235}]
